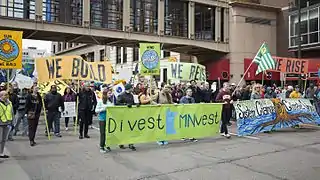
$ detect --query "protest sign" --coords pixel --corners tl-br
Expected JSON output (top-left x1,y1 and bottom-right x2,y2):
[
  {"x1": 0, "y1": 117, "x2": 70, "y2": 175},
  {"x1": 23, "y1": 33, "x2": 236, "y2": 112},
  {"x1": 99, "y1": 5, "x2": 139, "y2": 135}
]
[
  {"x1": 167, "y1": 62, "x2": 206, "y2": 82},
  {"x1": 235, "y1": 98, "x2": 320, "y2": 136},
  {"x1": 11, "y1": 73, "x2": 33, "y2": 89},
  {"x1": 36, "y1": 56, "x2": 112, "y2": 83},
  {"x1": 38, "y1": 80, "x2": 69, "y2": 95},
  {"x1": 106, "y1": 103, "x2": 222, "y2": 145},
  {"x1": 139, "y1": 43, "x2": 160, "y2": 75},
  {"x1": 61, "y1": 102, "x2": 76, "y2": 117},
  {"x1": 273, "y1": 56, "x2": 309, "y2": 74},
  {"x1": 0, "y1": 30, "x2": 23, "y2": 69}
]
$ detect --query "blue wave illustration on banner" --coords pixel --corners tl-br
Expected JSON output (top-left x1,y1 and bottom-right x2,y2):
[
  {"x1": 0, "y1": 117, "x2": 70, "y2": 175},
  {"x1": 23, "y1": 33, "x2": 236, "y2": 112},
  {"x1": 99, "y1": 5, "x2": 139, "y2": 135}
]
[{"x1": 236, "y1": 99, "x2": 320, "y2": 136}]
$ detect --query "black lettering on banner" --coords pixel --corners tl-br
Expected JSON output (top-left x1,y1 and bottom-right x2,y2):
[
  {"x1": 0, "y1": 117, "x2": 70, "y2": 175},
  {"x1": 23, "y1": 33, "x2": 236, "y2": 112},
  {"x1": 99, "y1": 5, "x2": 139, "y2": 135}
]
[
  {"x1": 120, "y1": 120, "x2": 123, "y2": 131},
  {"x1": 276, "y1": 58, "x2": 283, "y2": 71},
  {"x1": 202, "y1": 114, "x2": 207, "y2": 125},
  {"x1": 178, "y1": 64, "x2": 183, "y2": 79},
  {"x1": 97, "y1": 64, "x2": 106, "y2": 82},
  {"x1": 108, "y1": 118, "x2": 117, "y2": 133},
  {"x1": 201, "y1": 67, "x2": 206, "y2": 81},
  {"x1": 72, "y1": 58, "x2": 80, "y2": 77},
  {"x1": 301, "y1": 61, "x2": 306, "y2": 73},
  {"x1": 55, "y1": 58, "x2": 62, "y2": 78},
  {"x1": 89, "y1": 64, "x2": 98, "y2": 81},
  {"x1": 194, "y1": 66, "x2": 201, "y2": 81},
  {"x1": 157, "y1": 114, "x2": 164, "y2": 129},
  {"x1": 171, "y1": 63, "x2": 177, "y2": 78},
  {"x1": 53, "y1": 80, "x2": 63, "y2": 92},
  {"x1": 147, "y1": 117, "x2": 155, "y2": 129},
  {"x1": 189, "y1": 65, "x2": 196, "y2": 80},
  {"x1": 138, "y1": 119, "x2": 146, "y2": 130},
  {"x1": 294, "y1": 60, "x2": 301, "y2": 73},
  {"x1": 80, "y1": 60, "x2": 89, "y2": 78},
  {"x1": 281, "y1": 100, "x2": 291, "y2": 111},
  {"x1": 128, "y1": 120, "x2": 138, "y2": 131},
  {"x1": 179, "y1": 114, "x2": 188, "y2": 128},
  {"x1": 286, "y1": 60, "x2": 292, "y2": 73},
  {"x1": 46, "y1": 58, "x2": 55, "y2": 79}
]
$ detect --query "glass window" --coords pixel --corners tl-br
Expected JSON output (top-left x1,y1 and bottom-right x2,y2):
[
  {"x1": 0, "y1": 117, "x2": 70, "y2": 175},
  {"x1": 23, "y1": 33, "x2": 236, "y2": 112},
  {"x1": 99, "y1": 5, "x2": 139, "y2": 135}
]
[
  {"x1": 116, "y1": 47, "x2": 121, "y2": 64},
  {"x1": 130, "y1": 0, "x2": 158, "y2": 34},
  {"x1": 309, "y1": 32, "x2": 318, "y2": 43},
  {"x1": 100, "y1": 49, "x2": 105, "y2": 61},
  {"x1": 309, "y1": 8, "x2": 318, "y2": 33},
  {"x1": 163, "y1": 51, "x2": 170, "y2": 57},
  {"x1": 123, "y1": 48, "x2": 127, "y2": 63},
  {"x1": 164, "y1": 0, "x2": 188, "y2": 37},
  {"x1": 133, "y1": 47, "x2": 139, "y2": 61},
  {"x1": 195, "y1": 4, "x2": 215, "y2": 40}
]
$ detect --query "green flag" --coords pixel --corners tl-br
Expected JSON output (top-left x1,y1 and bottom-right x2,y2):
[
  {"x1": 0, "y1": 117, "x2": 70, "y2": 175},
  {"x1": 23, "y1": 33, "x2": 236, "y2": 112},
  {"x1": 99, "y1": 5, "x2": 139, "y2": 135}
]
[{"x1": 253, "y1": 43, "x2": 275, "y2": 75}]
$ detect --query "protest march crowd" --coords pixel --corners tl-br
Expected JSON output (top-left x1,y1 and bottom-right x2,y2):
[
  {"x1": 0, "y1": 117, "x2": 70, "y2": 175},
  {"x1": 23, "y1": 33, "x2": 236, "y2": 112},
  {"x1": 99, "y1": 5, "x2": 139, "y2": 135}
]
[{"x1": 1, "y1": 78, "x2": 320, "y2": 157}]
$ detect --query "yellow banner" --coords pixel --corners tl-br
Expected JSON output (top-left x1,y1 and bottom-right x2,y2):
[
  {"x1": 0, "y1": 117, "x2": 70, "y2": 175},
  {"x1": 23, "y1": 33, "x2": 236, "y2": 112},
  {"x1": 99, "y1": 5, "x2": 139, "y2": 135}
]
[
  {"x1": 0, "y1": 30, "x2": 23, "y2": 69},
  {"x1": 36, "y1": 56, "x2": 112, "y2": 84},
  {"x1": 38, "y1": 80, "x2": 69, "y2": 95}
]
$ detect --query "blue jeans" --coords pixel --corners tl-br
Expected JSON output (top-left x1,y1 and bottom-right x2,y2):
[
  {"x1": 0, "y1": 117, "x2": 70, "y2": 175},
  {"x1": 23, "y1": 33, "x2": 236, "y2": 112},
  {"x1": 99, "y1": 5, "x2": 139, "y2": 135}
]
[
  {"x1": 13, "y1": 111, "x2": 28, "y2": 136},
  {"x1": 47, "y1": 111, "x2": 61, "y2": 134}
]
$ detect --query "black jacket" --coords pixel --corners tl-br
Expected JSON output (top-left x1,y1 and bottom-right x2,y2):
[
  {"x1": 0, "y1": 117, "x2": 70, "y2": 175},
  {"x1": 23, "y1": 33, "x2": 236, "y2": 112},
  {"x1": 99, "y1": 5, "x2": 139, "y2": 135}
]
[
  {"x1": 78, "y1": 90, "x2": 97, "y2": 111},
  {"x1": 25, "y1": 93, "x2": 42, "y2": 116},
  {"x1": 44, "y1": 92, "x2": 64, "y2": 112},
  {"x1": 116, "y1": 92, "x2": 135, "y2": 106},
  {"x1": 9, "y1": 92, "x2": 19, "y2": 114}
]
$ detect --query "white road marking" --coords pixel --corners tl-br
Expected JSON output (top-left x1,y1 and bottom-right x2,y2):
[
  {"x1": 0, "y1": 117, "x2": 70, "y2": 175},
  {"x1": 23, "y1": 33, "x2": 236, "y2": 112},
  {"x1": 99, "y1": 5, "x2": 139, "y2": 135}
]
[{"x1": 229, "y1": 133, "x2": 260, "y2": 140}]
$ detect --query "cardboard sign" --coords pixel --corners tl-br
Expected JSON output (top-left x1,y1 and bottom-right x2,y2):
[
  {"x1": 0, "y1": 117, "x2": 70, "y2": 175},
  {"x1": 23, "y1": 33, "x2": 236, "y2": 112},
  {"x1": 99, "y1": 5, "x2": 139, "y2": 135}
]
[
  {"x1": 61, "y1": 102, "x2": 76, "y2": 117},
  {"x1": 273, "y1": 56, "x2": 309, "y2": 74},
  {"x1": 168, "y1": 62, "x2": 206, "y2": 82},
  {"x1": 36, "y1": 56, "x2": 112, "y2": 83}
]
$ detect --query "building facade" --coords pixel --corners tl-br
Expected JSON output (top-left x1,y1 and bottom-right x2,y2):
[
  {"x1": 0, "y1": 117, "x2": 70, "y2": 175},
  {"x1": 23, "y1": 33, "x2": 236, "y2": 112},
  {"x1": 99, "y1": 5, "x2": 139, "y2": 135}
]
[{"x1": 51, "y1": 0, "x2": 290, "y2": 84}]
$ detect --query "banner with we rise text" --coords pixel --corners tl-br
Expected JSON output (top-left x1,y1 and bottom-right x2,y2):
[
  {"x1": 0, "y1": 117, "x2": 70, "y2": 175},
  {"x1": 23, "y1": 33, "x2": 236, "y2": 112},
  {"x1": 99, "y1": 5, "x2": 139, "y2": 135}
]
[
  {"x1": 36, "y1": 56, "x2": 112, "y2": 84},
  {"x1": 106, "y1": 104, "x2": 222, "y2": 146},
  {"x1": 234, "y1": 98, "x2": 320, "y2": 136}
]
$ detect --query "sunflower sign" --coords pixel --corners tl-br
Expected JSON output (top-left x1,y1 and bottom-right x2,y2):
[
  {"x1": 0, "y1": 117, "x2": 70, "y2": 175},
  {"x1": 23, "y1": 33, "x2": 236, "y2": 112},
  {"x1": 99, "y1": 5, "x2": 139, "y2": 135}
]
[
  {"x1": 139, "y1": 43, "x2": 160, "y2": 75},
  {"x1": 0, "y1": 30, "x2": 23, "y2": 69}
]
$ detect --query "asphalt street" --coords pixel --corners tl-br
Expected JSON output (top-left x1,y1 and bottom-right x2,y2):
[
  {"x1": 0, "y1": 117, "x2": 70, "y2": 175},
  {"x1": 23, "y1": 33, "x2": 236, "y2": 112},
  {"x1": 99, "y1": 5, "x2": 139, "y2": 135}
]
[{"x1": 1, "y1": 118, "x2": 319, "y2": 180}]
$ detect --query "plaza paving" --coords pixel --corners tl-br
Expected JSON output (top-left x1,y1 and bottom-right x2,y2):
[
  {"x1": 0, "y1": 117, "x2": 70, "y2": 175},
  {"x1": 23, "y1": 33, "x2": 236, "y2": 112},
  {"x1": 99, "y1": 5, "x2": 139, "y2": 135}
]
[{"x1": 1, "y1": 119, "x2": 320, "y2": 180}]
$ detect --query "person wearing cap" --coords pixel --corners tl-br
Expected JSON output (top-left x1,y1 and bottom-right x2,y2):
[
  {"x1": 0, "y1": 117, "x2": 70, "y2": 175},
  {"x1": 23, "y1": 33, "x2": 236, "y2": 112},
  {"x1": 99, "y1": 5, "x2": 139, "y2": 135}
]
[
  {"x1": 44, "y1": 85, "x2": 65, "y2": 137},
  {"x1": 78, "y1": 82, "x2": 97, "y2": 139},
  {"x1": 116, "y1": 83, "x2": 137, "y2": 151},
  {"x1": 289, "y1": 85, "x2": 301, "y2": 98},
  {"x1": 0, "y1": 90, "x2": 13, "y2": 158}
]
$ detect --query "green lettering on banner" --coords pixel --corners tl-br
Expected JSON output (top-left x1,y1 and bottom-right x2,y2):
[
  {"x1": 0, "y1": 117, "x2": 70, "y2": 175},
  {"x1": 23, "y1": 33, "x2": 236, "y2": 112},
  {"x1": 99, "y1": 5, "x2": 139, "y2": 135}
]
[
  {"x1": 106, "y1": 103, "x2": 222, "y2": 146},
  {"x1": 168, "y1": 62, "x2": 206, "y2": 82}
]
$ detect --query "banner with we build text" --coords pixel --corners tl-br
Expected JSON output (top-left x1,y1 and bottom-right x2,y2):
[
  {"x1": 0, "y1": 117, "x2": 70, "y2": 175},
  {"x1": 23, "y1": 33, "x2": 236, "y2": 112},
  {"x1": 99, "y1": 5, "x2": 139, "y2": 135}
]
[
  {"x1": 106, "y1": 104, "x2": 222, "y2": 146},
  {"x1": 235, "y1": 98, "x2": 320, "y2": 136}
]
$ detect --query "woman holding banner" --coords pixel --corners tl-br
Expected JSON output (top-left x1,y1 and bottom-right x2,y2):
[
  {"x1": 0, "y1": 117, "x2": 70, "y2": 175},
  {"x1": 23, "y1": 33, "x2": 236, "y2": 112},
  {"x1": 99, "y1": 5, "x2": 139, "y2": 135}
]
[
  {"x1": 25, "y1": 86, "x2": 42, "y2": 147},
  {"x1": 96, "y1": 88, "x2": 114, "y2": 153}
]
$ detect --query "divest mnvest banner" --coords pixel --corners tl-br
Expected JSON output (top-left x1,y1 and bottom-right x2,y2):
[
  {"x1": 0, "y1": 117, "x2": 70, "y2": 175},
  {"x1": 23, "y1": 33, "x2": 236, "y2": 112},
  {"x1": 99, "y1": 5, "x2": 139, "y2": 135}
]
[
  {"x1": 36, "y1": 56, "x2": 112, "y2": 84},
  {"x1": 106, "y1": 103, "x2": 222, "y2": 146},
  {"x1": 167, "y1": 62, "x2": 206, "y2": 82}
]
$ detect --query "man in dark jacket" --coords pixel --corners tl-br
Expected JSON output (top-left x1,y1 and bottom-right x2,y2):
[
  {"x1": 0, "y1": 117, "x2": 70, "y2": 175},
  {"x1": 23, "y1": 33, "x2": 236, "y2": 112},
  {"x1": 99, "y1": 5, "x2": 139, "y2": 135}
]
[
  {"x1": 7, "y1": 85, "x2": 19, "y2": 141},
  {"x1": 45, "y1": 85, "x2": 64, "y2": 137},
  {"x1": 116, "y1": 84, "x2": 137, "y2": 151},
  {"x1": 78, "y1": 83, "x2": 97, "y2": 139}
]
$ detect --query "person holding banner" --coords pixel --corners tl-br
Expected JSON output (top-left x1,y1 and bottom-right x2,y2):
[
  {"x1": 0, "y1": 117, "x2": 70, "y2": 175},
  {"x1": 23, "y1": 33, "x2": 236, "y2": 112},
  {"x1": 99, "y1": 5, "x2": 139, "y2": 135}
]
[
  {"x1": 0, "y1": 91, "x2": 13, "y2": 158},
  {"x1": 25, "y1": 86, "x2": 42, "y2": 146},
  {"x1": 116, "y1": 84, "x2": 137, "y2": 151},
  {"x1": 44, "y1": 85, "x2": 65, "y2": 137},
  {"x1": 95, "y1": 88, "x2": 114, "y2": 153},
  {"x1": 215, "y1": 83, "x2": 232, "y2": 138}
]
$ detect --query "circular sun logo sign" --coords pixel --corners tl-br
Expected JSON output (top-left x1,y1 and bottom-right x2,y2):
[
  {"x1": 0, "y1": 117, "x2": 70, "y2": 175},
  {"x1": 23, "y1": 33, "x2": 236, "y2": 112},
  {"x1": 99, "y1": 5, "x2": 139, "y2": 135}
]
[
  {"x1": 0, "y1": 38, "x2": 20, "y2": 62},
  {"x1": 141, "y1": 49, "x2": 159, "y2": 70}
]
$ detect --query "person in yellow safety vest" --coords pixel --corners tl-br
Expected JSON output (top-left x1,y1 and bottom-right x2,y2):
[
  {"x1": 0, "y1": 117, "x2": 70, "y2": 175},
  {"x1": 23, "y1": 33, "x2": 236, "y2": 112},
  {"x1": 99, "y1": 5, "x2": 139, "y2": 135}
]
[
  {"x1": 289, "y1": 85, "x2": 302, "y2": 98},
  {"x1": 0, "y1": 90, "x2": 13, "y2": 158}
]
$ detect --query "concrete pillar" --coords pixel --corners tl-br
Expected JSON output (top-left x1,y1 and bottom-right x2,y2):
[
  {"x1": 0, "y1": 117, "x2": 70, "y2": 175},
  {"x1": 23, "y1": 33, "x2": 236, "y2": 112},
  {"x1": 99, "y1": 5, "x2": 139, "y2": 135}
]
[
  {"x1": 215, "y1": 7, "x2": 221, "y2": 42},
  {"x1": 35, "y1": 0, "x2": 43, "y2": 20},
  {"x1": 188, "y1": 1, "x2": 195, "y2": 39},
  {"x1": 0, "y1": 0, "x2": 7, "y2": 16},
  {"x1": 82, "y1": 0, "x2": 90, "y2": 27},
  {"x1": 224, "y1": 8, "x2": 229, "y2": 42},
  {"x1": 158, "y1": 0, "x2": 165, "y2": 35},
  {"x1": 123, "y1": 0, "x2": 130, "y2": 31}
]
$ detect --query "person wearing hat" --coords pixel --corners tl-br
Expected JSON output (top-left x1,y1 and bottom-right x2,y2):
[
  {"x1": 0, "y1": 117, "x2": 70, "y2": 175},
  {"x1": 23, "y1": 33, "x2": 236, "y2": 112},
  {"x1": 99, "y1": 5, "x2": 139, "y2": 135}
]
[
  {"x1": 78, "y1": 82, "x2": 97, "y2": 139},
  {"x1": 116, "y1": 83, "x2": 137, "y2": 151},
  {"x1": 289, "y1": 85, "x2": 301, "y2": 98}
]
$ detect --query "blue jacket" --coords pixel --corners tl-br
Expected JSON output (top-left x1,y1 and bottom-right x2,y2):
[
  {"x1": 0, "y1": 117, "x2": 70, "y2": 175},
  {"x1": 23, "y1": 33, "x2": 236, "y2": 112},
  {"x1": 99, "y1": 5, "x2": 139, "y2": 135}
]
[{"x1": 179, "y1": 96, "x2": 195, "y2": 104}]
